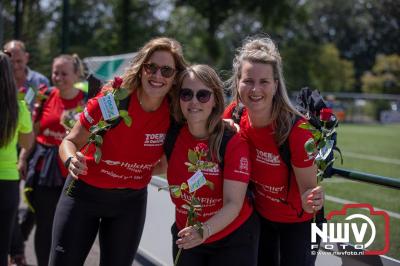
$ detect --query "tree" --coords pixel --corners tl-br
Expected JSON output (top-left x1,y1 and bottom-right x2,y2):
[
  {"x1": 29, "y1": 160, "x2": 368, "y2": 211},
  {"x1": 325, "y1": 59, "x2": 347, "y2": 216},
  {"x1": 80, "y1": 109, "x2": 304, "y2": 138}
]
[{"x1": 361, "y1": 54, "x2": 400, "y2": 94}]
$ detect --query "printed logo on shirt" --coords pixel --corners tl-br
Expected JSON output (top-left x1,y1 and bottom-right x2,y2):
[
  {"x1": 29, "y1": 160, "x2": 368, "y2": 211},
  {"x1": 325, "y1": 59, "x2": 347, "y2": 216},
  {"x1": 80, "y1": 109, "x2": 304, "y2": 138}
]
[
  {"x1": 256, "y1": 149, "x2": 280, "y2": 166},
  {"x1": 100, "y1": 169, "x2": 143, "y2": 180},
  {"x1": 234, "y1": 157, "x2": 250, "y2": 175},
  {"x1": 83, "y1": 107, "x2": 94, "y2": 124},
  {"x1": 144, "y1": 133, "x2": 166, "y2": 147},
  {"x1": 201, "y1": 163, "x2": 220, "y2": 176},
  {"x1": 102, "y1": 159, "x2": 153, "y2": 173},
  {"x1": 43, "y1": 128, "x2": 66, "y2": 141}
]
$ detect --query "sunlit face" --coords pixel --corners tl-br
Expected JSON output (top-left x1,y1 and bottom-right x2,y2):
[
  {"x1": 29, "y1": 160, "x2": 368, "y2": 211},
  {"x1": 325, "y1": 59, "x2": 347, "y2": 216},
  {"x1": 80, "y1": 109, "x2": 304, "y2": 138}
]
[
  {"x1": 140, "y1": 50, "x2": 176, "y2": 100},
  {"x1": 8, "y1": 48, "x2": 29, "y2": 78},
  {"x1": 51, "y1": 59, "x2": 79, "y2": 91},
  {"x1": 238, "y1": 60, "x2": 278, "y2": 115},
  {"x1": 180, "y1": 72, "x2": 215, "y2": 126}
]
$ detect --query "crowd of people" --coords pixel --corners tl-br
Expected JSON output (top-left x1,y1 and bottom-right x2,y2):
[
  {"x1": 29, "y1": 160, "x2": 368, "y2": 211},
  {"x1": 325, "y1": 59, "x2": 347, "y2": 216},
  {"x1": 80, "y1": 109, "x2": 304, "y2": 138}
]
[{"x1": 1, "y1": 36, "x2": 324, "y2": 266}]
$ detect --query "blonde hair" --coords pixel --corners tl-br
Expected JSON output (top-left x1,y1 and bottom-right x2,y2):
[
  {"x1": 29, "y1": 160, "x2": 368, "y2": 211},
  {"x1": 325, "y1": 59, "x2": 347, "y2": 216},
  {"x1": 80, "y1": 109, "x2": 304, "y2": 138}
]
[
  {"x1": 227, "y1": 36, "x2": 302, "y2": 145},
  {"x1": 53, "y1": 54, "x2": 85, "y2": 80},
  {"x1": 172, "y1": 64, "x2": 231, "y2": 162},
  {"x1": 120, "y1": 37, "x2": 187, "y2": 94}
]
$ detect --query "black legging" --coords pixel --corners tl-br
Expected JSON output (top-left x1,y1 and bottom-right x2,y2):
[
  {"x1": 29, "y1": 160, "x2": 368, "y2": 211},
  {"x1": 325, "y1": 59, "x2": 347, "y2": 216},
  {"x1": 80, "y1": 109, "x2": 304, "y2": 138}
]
[
  {"x1": 172, "y1": 211, "x2": 260, "y2": 266},
  {"x1": 257, "y1": 213, "x2": 322, "y2": 266},
  {"x1": 31, "y1": 185, "x2": 63, "y2": 266},
  {"x1": 0, "y1": 180, "x2": 19, "y2": 266},
  {"x1": 49, "y1": 177, "x2": 147, "y2": 266}
]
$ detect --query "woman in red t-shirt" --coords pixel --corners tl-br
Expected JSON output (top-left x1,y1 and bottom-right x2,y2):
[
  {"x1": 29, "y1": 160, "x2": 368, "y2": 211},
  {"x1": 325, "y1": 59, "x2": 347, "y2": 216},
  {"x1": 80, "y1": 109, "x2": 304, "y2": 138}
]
[
  {"x1": 18, "y1": 54, "x2": 86, "y2": 266},
  {"x1": 50, "y1": 38, "x2": 187, "y2": 266},
  {"x1": 164, "y1": 64, "x2": 259, "y2": 266},
  {"x1": 223, "y1": 37, "x2": 324, "y2": 266}
]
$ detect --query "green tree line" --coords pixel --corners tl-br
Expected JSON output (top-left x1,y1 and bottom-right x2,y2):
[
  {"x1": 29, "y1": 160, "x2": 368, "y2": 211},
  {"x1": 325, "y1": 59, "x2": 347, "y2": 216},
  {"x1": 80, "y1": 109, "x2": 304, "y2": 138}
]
[{"x1": 2, "y1": 0, "x2": 399, "y2": 93}]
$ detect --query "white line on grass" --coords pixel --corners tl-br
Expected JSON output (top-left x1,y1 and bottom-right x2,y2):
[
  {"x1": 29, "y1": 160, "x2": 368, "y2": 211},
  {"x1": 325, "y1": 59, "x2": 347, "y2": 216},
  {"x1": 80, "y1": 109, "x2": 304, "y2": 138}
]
[
  {"x1": 344, "y1": 152, "x2": 400, "y2": 165},
  {"x1": 325, "y1": 195, "x2": 400, "y2": 219}
]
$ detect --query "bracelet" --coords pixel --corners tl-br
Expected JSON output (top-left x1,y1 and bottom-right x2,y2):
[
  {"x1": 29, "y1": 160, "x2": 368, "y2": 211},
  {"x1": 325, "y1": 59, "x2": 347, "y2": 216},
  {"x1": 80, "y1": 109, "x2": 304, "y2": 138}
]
[
  {"x1": 64, "y1": 156, "x2": 74, "y2": 169},
  {"x1": 203, "y1": 222, "x2": 212, "y2": 238}
]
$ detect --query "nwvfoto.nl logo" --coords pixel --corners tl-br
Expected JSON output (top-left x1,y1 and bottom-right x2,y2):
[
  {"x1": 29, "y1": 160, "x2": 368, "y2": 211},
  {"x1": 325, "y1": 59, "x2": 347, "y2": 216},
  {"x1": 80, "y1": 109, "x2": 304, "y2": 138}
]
[{"x1": 311, "y1": 203, "x2": 390, "y2": 255}]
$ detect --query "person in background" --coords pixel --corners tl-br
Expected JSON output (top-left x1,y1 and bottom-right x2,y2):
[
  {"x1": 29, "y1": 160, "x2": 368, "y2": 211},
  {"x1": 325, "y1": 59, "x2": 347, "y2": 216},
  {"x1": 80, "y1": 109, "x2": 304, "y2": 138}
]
[
  {"x1": 50, "y1": 37, "x2": 187, "y2": 266},
  {"x1": 18, "y1": 54, "x2": 86, "y2": 266},
  {"x1": 224, "y1": 36, "x2": 324, "y2": 266},
  {"x1": 0, "y1": 52, "x2": 34, "y2": 266},
  {"x1": 165, "y1": 64, "x2": 259, "y2": 266}
]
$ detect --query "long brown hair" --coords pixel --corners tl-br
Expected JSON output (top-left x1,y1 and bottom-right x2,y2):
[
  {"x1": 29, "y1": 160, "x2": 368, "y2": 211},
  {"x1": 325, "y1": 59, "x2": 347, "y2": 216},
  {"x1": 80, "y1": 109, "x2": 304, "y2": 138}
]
[
  {"x1": 227, "y1": 36, "x2": 302, "y2": 145},
  {"x1": 120, "y1": 37, "x2": 187, "y2": 94},
  {"x1": 172, "y1": 64, "x2": 231, "y2": 162},
  {"x1": 0, "y1": 52, "x2": 19, "y2": 147}
]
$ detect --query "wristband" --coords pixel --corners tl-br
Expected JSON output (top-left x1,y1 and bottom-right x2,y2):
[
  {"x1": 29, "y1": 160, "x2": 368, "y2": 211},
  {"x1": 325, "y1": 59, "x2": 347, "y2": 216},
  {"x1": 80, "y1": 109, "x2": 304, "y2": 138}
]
[
  {"x1": 64, "y1": 156, "x2": 73, "y2": 169},
  {"x1": 203, "y1": 222, "x2": 212, "y2": 238}
]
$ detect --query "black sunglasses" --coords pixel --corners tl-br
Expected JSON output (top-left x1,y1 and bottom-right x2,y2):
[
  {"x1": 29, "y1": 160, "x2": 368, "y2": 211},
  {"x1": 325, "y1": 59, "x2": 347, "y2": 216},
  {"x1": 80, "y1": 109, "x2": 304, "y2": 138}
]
[
  {"x1": 179, "y1": 88, "x2": 213, "y2": 103},
  {"x1": 143, "y1": 63, "x2": 176, "y2": 78}
]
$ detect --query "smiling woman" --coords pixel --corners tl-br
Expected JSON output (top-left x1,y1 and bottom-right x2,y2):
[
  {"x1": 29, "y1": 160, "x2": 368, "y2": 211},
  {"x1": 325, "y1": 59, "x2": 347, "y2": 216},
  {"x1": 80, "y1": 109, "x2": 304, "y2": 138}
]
[{"x1": 49, "y1": 37, "x2": 188, "y2": 266}]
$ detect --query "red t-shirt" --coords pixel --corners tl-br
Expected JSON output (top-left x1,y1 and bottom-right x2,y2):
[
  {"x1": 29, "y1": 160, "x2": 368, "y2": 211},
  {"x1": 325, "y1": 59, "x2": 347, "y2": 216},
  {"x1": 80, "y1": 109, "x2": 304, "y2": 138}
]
[
  {"x1": 34, "y1": 88, "x2": 86, "y2": 176},
  {"x1": 79, "y1": 91, "x2": 169, "y2": 189},
  {"x1": 167, "y1": 125, "x2": 253, "y2": 243},
  {"x1": 224, "y1": 102, "x2": 315, "y2": 223}
]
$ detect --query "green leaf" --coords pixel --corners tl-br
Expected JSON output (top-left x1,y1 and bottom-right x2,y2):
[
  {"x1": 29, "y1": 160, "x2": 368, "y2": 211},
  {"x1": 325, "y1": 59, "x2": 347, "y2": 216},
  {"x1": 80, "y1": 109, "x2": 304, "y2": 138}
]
[
  {"x1": 180, "y1": 183, "x2": 188, "y2": 191},
  {"x1": 123, "y1": 115, "x2": 132, "y2": 127},
  {"x1": 114, "y1": 88, "x2": 129, "y2": 100},
  {"x1": 97, "y1": 120, "x2": 106, "y2": 128},
  {"x1": 188, "y1": 165, "x2": 197, "y2": 172},
  {"x1": 94, "y1": 135, "x2": 103, "y2": 146},
  {"x1": 188, "y1": 149, "x2": 198, "y2": 164},
  {"x1": 191, "y1": 197, "x2": 201, "y2": 206},
  {"x1": 206, "y1": 180, "x2": 214, "y2": 190},
  {"x1": 299, "y1": 122, "x2": 315, "y2": 131},
  {"x1": 304, "y1": 138, "x2": 316, "y2": 154},
  {"x1": 170, "y1": 186, "x2": 182, "y2": 198},
  {"x1": 89, "y1": 125, "x2": 99, "y2": 133},
  {"x1": 119, "y1": 110, "x2": 128, "y2": 118},
  {"x1": 94, "y1": 147, "x2": 102, "y2": 164}
]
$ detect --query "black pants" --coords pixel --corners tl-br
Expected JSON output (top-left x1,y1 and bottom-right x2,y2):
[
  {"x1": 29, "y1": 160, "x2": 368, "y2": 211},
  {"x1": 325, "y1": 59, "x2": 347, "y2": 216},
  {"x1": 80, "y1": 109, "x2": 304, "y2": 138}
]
[
  {"x1": 258, "y1": 213, "x2": 321, "y2": 266},
  {"x1": 172, "y1": 211, "x2": 260, "y2": 266},
  {"x1": 49, "y1": 177, "x2": 147, "y2": 266},
  {"x1": 0, "y1": 180, "x2": 19, "y2": 266},
  {"x1": 31, "y1": 185, "x2": 63, "y2": 266}
]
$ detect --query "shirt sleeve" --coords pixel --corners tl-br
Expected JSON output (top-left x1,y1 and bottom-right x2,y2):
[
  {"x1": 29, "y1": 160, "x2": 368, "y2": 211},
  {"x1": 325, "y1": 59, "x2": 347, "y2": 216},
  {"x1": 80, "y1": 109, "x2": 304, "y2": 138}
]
[
  {"x1": 289, "y1": 119, "x2": 315, "y2": 168},
  {"x1": 18, "y1": 100, "x2": 33, "y2": 134},
  {"x1": 79, "y1": 93, "x2": 104, "y2": 130},
  {"x1": 222, "y1": 101, "x2": 237, "y2": 119},
  {"x1": 223, "y1": 133, "x2": 251, "y2": 183}
]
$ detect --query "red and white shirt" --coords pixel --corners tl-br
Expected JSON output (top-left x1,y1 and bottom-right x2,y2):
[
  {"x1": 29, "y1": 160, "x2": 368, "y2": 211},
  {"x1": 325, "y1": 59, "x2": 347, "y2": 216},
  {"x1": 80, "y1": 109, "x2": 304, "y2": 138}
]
[
  {"x1": 167, "y1": 125, "x2": 253, "y2": 243},
  {"x1": 224, "y1": 102, "x2": 315, "y2": 223},
  {"x1": 79, "y1": 91, "x2": 169, "y2": 189},
  {"x1": 34, "y1": 88, "x2": 86, "y2": 177}
]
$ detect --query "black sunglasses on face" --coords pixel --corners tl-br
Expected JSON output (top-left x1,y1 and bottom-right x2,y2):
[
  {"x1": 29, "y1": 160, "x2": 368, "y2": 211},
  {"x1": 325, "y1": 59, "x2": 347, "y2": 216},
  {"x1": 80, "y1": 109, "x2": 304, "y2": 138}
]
[
  {"x1": 179, "y1": 88, "x2": 213, "y2": 103},
  {"x1": 143, "y1": 63, "x2": 176, "y2": 78}
]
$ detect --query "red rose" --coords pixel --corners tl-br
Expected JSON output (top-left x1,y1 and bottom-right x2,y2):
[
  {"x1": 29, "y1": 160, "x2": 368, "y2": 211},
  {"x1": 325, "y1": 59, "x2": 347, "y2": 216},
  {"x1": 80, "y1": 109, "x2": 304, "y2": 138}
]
[
  {"x1": 196, "y1": 143, "x2": 209, "y2": 154},
  {"x1": 320, "y1": 108, "x2": 333, "y2": 122},
  {"x1": 19, "y1": 86, "x2": 27, "y2": 93},
  {"x1": 111, "y1": 76, "x2": 123, "y2": 89}
]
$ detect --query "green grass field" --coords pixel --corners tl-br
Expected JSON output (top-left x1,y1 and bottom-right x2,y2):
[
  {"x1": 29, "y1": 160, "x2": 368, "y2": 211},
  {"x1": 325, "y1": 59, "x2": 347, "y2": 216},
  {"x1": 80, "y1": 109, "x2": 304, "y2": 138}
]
[{"x1": 323, "y1": 123, "x2": 400, "y2": 260}]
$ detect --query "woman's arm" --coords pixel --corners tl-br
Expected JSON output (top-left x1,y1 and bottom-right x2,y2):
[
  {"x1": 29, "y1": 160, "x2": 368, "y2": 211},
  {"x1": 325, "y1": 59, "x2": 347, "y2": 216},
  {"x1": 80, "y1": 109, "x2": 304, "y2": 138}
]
[
  {"x1": 59, "y1": 120, "x2": 90, "y2": 179},
  {"x1": 151, "y1": 154, "x2": 168, "y2": 176},
  {"x1": 176, "y1": 179, "x2": 248, "y2": 249},
  {"x1": 18, "y1": 121, "x2": 38, "y2": 180},
  {"x1": 293, "y1": 165, "x2": 324, "y2": 214}
]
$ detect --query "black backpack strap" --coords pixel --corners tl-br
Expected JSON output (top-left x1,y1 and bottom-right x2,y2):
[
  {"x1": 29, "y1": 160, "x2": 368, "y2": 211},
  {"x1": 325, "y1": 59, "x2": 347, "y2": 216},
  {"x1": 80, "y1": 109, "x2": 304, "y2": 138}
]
[
  {"x1": 163, "y1": 117, "x2": 183, "y2": 161},
  {"x1": 231, "y1": 102, "x2": 245, "y2": 124},
  {"x1": 219, "y1": 126, "x2": 236, "y2": 170},
  {"x1": 278, "y1": 115, "x2": 303, "y2": 217}
]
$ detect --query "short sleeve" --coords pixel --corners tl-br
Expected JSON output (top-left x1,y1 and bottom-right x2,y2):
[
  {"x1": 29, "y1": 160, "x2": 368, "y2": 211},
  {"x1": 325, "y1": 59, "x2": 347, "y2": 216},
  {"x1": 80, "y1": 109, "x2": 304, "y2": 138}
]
[
  {"x1": 223, "y1": 101, "x2": 237, "y2": 119},
  {"x1": 223, "y1": 133, "x2": 251, "y2": 183},
  {"x1": 18, "y1": 100, "x2": 33, "y2": 134},
  {"x1": 289, "y1": 119, "x2": 315, "y2": 168},
  {"x1": 79, "y1": 93, "x2": 104, "y2": 130}
]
